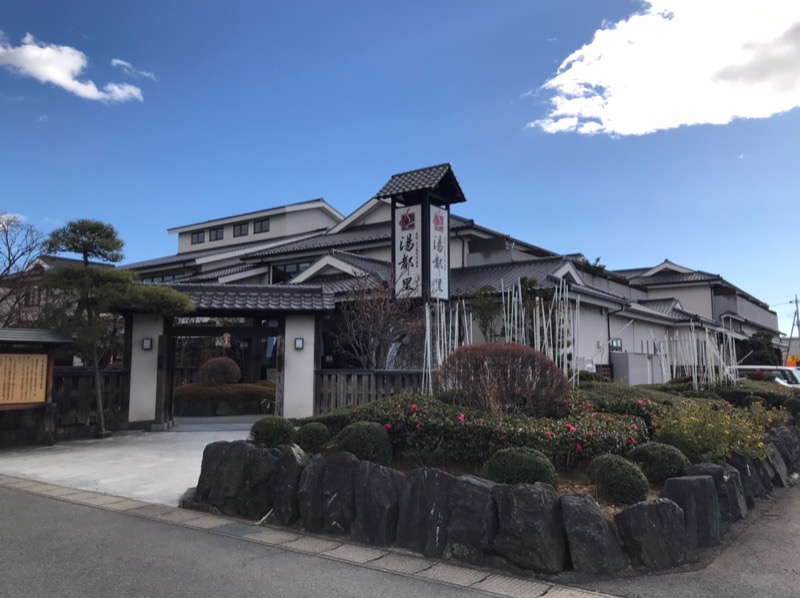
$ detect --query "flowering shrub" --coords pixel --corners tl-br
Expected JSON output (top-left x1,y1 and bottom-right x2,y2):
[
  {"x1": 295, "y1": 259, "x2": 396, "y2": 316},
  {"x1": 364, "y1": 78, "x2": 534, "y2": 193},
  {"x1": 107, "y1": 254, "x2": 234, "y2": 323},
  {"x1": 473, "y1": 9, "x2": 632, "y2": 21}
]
[
  {"x1": 652, "y1": 399, "x2": 787, "y2": 462},
  {"x1": 571, "y1": 382, "x2": 673, "y2": 433},
  {"x1": 352, "y1": 393, "x2": 647, "y2": 468},
  {"x1": 435, "y1": 343, "x2": 570, "y2": 418}
]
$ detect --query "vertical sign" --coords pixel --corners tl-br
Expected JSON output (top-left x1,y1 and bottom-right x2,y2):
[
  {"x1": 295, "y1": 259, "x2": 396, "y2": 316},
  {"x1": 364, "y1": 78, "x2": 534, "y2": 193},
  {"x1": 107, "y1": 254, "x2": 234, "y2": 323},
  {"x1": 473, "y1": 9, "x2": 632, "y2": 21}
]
[
  {"x1": 429, "y1": 206, "x2": 449, "y2": 300},
  {"x1": 394, "y1": 205, "x2": 422, "y2": 297}
]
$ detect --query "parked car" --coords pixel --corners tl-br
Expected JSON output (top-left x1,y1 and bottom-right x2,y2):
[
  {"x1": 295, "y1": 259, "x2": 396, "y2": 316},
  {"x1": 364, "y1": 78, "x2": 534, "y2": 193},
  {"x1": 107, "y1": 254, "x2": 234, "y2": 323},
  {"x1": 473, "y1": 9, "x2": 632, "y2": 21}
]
[{"x1": 736, "y1": 365, "x2": 800, "y2": 388}]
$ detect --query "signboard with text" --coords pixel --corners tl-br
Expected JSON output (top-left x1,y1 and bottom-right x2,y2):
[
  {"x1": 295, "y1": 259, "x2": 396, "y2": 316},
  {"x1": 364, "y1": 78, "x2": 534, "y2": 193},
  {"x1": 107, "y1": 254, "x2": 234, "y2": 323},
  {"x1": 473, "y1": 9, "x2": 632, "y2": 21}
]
[
  {"x1": 394, "y1": 205, "x2": 422, "y2": 297},
  {"x1": 429, "y1": 206, "x2": 449, "y2": 300},
  {"x1": 0, "y1": 353, "x2": 48, "y2": 405}
]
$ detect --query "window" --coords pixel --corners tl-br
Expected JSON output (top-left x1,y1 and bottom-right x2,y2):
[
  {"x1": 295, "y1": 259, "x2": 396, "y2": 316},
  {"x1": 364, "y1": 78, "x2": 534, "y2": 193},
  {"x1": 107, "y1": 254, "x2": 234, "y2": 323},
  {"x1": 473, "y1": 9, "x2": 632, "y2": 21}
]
[
  {"x1": 234, "y1": 222, "x2": 249, "y2": 237},
  {"x1": 254, "y1": 218, "x2": 270, "y2": 234},
  {"x1": 191, "y1": 231, "x2": 205, "y2": 245},
  {"x1": 609, "y1": 338, "x2": 623, "y2": 352},
  {"x1": 209, "y1": 227, "x2": 224, "y2": 242},
  {"x1": 272, "y1": 261, "x2": 312, "y2": 283}
]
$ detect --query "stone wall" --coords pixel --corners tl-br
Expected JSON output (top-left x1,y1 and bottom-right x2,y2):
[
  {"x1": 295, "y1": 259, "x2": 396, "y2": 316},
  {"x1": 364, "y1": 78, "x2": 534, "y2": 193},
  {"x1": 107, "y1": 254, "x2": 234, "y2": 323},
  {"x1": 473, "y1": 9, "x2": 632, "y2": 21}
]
[{"x1": 183, "y1": 424, "x2": 800, "y2": 574}]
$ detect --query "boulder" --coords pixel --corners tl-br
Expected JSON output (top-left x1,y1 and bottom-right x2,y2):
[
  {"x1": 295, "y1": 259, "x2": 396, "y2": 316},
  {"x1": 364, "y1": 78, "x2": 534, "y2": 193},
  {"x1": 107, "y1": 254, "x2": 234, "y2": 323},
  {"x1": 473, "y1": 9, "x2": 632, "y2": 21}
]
[
  {"x1": 727, "y1": 451, "x2": 770, "y2": 507},
  {"x1": 685, "y1": 463, "x2": 747, "y2": 523},
  {"x1": 754, "y1": 456, "x2": 776, "y2": 493},
  {"x1": 615, "y1": 498, "x2": 693, "y2": 570},
  {"x1": 764, "y1": 444, "x2": 790, "y2": 488},
  {"x1": 298, "y1": 455, "x2": 326, "y2": 532},
  {"x1": 195, "y1": 440, "x2": 281, "y2": 519},
  {"x1": 764, "y1": 426, "x2": 800, "y2": 473},
  {"x1": 445, "y1": 476, "x2": 498, "y2": 565},
  {"x1": 396, "y1": 468, "x2": 456, "y2": 558},
  {"x1": 351, "y1": 461, "x2": 405, "y2": 546},
  {"x1": 561, "y1": 494, "x2": 628, "y2": 574},
  {"x1": 660, "y1": 476, "x2": 721, "y2": 547},
  {"x1": 492, "y1": 482, "x2": 566, "y2": 574},
  {"x1": 271, "y1": 444, "x2": 309, "y2": 526},
  {"x1": 322, "y1": 452, "x2": 359, "y2": 534}
]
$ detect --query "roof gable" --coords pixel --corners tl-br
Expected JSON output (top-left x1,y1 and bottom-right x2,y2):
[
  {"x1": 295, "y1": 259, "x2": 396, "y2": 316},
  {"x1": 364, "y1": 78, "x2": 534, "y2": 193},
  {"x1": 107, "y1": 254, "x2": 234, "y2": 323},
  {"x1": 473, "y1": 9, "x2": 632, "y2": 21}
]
[{"x1": 375, "y1": 163, "x2": 466, "y2": 205}]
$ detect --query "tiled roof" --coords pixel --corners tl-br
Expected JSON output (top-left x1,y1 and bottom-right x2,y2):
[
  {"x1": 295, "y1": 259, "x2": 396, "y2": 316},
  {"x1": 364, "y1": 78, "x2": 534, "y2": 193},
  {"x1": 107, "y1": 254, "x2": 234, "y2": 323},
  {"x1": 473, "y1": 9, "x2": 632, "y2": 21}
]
[
  {"x1": 637, "y1": 298, "x2": 680, "y2": 316},
  {"x1": 37, "y1": 255, "x2": 113, "y2": 269},
  {"x1": 627, "y1": 270, "x2": 720, "y2": 286},
  {"x1": 0, "y1": 328, "x2": 73, "y2": 345},
  {"x1": 183, "y1": 264, "x2": 257, "y2": 283},
  {"x1": 450, "y1": 258, "x2": 572, "y2": 295},
  {"x1": 376, "y1": 163, "x2": 452, "y2": 197},
  {"x1": 122, "y1": 230, "x2": 327, "y2": 271},
  {"x1": 310, "y1": 274, "x2": 380, "y2": 296},
  {"x1": 328, "y1": 250, "x2": 391, "y2": 283},
  {"x1": 168, "y1": 283, "x2": 334, "y2": 312}
]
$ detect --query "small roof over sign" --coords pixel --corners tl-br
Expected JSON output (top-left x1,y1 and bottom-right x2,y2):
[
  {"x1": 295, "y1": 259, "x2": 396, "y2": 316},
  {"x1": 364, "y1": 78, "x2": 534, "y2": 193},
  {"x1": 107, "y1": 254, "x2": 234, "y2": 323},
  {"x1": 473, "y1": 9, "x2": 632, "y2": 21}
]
[
  {"x1": 0, "y1": 329, "x2": 73, "y2": 346},
  {"x1": 375, "y1": 163, "x2": 467, "y2": 205}
]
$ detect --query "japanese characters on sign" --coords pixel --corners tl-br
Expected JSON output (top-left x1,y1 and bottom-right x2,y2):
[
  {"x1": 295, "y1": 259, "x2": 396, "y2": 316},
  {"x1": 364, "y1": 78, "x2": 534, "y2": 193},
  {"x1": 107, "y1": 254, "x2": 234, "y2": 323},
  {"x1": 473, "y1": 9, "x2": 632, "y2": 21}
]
[
  {"x1": 429, "y1": 206, "x2": 449, "y2": 300},
  {"x1": 0, "y1": 353, "x2": 48, "y2": 404},
  {"x1": 394, "y1": 205, "x2": 422, "y2": 297}
]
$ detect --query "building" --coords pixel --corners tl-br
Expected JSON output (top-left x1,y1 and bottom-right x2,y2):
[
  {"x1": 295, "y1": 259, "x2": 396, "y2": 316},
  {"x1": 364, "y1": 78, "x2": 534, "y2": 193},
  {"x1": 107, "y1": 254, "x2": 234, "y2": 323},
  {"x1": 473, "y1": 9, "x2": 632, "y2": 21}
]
[{"x1": 121, "y1": 163, "x2": 780, "y2": 421}]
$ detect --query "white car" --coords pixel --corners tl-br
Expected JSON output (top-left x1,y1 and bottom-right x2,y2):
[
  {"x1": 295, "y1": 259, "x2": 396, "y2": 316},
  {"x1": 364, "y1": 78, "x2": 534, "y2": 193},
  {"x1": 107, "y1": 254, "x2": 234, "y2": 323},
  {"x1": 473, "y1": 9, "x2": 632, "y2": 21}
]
[{"x1": 736, "y1": 365, "x2": 800, "y2": 388}]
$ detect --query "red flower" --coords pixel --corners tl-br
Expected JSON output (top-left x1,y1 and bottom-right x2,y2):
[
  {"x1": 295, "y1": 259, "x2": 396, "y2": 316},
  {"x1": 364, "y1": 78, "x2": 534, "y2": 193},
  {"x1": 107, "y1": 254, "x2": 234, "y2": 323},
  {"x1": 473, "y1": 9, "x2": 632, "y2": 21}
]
[
  {"x1": 410, "y1": 404, "x2": 418, "y2": 414},
  {"x1": 576, "y1": 443, "x2": 583, "y2": 453},
  {"x1": 629, "y1": 437, "x2": 637, "y2": 445},
  {"x1": 546, "y1": 431, "x2": 553, "y2": 439},
  {"x1": 416, "y1": 421, "x2": 423, "y2": 431},
  {"x1": 477, "y1": 418, "x2": 485, "y2": 425},
  {"x1": 592, "y1": 412, "x2": 599, "y2": 418},
  {"x1": 458, "y1": 412, "x2": 465, "y2": 424},
  {"x1": 633, "y1": 424, "x2": 639, "y2": 431},
  {"x1": 565, "y1": 424, "x2": 577, "y2": 433},
  {"x1": 384, "y1": 423, "x2": 392, "y2": 432},
  {"x1": 585, "y1": 402, "x2": 593, "y2": 408},
  {"x1": 637, "y1": 399, "x2": 644, "y2": 405}
]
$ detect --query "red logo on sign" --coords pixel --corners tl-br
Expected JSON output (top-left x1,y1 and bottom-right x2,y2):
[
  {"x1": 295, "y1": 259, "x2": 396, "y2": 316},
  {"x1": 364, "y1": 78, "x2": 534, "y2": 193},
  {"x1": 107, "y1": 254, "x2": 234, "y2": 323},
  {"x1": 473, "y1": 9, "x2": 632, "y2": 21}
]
[{"x1": 398, "y1": 209, "x2": 415, "y2": 231}]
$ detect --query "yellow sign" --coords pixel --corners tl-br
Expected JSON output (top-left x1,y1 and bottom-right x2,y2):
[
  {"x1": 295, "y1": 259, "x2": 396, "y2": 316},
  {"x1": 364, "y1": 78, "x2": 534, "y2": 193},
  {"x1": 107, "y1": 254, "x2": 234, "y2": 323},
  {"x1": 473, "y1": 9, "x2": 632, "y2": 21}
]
[
  {"x1": 788, "y1": 355, "x2": 800, "y2": 368},
  {"x1": 0, "y1": 354, "x2": 48, "y2": 405}
]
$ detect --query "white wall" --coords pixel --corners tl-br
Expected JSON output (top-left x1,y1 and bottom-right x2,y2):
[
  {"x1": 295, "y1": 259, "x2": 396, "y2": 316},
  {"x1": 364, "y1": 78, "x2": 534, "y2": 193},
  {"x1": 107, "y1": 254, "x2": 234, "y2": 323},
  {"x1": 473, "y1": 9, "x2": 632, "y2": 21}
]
[
  {"x1": 575, "y1": 304, "x2": 610, "y2": 367},
  {"x1": 283, "y1": 315, "x2": 316, "y2": 419},
  {"x1": 129, "y1": 313, "x2": 164, "y2": 423},
  {"x1": 647, "y1": 286, "x2": 713, "y2": 319}
]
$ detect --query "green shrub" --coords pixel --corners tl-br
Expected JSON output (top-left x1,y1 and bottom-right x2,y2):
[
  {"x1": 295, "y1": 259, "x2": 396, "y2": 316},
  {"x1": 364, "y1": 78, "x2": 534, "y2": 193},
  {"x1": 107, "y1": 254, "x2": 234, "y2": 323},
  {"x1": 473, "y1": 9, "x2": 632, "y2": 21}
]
[
  {"x1": 715, "y1": 379, "x2": 795, "y2": 409},
  {"x1": 198, "y1": 356, "x2": 241, "y2": 385},
  {"x1": 174, "y1": 383, "x2": 274, "y2": 416},
  {"x1": 653, "y1": 399, "x2": 786, "y2": 462},
  {"x1": 251, "y1": 415, "x2": 295, "y2": 448},
  {"x1": 435, "y1": 343, "x2": 570, "y2": 418},
  {"x1": 297, "y1": 422, "x2": 330, "y2": 454},
  {"x1": 627, "y1": 442, "x2": 690, "y2": 485},
  {"x1": 335, "y1": 421, "x2": 392, "y2": 464},
  {"x1": 572, "y1": 382, "x2": 673, "y2": 433},
  {"x1": 296, "y1": 408, "x2": 355, "y2": 436},
  {"x1": 589, "y1": 454, "x2": 649, "y2": 505},
  {"x1": 485, "y1": 447, "x2": 558, "y2": 488}
]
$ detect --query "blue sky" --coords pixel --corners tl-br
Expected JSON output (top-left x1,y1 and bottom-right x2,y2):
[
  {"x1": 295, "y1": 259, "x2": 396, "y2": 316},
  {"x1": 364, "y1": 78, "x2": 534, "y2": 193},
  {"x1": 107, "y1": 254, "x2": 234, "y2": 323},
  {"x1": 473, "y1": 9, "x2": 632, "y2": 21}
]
[{"x1": 2, "y1": 1, "x2": 799, "y2": 331}]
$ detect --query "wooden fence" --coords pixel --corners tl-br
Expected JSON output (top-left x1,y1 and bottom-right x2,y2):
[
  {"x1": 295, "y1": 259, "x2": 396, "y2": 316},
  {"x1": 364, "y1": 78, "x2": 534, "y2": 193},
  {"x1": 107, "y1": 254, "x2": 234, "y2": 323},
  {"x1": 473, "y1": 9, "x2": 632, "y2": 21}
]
[
  {"x1": 315, "y1": 370, "x2": 425, "y2": 414},
  {"x1": 52, "y1": 367, "x2": 130, "y2": 432}
]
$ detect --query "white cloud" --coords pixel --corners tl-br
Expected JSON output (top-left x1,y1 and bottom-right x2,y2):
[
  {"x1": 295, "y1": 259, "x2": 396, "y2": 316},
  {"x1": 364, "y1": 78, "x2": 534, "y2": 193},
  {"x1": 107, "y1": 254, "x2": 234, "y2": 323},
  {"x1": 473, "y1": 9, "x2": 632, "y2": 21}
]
[
  {"x1": 111, "y1": 58, "x2": 156, "y2": 81},
  {"x1": 0, "y1": 33, "x2": 143, "y2": 103},
  {"x1": 532, "y1": 1, "x2": 800, "y2": 136},
  {"x1": 37, "y1": 114, "x2": 48, "y2": 123}
]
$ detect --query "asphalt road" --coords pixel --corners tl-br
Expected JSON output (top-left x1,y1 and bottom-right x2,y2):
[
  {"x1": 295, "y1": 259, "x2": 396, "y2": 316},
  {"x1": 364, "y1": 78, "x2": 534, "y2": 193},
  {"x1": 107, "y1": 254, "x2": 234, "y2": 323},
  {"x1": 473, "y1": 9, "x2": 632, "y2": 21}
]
[{"x1": 0, "y1": 486, "x2": 489, "y2": 598}]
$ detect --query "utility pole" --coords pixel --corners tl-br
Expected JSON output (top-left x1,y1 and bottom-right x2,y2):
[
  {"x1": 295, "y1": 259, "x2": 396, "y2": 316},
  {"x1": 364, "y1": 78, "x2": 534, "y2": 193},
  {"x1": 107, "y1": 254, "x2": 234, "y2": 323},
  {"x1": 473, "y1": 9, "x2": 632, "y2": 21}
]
[{"x1": 786, "y1": 295, "x2": 800, "y2": 366}]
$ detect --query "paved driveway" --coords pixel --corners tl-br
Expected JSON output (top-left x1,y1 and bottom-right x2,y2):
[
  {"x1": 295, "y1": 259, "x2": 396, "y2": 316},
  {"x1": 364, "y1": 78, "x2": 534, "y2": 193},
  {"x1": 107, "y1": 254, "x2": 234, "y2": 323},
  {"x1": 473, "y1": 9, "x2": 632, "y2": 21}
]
[{"x1": 0, "y1": 417, "x2": 255, "y2": 505}]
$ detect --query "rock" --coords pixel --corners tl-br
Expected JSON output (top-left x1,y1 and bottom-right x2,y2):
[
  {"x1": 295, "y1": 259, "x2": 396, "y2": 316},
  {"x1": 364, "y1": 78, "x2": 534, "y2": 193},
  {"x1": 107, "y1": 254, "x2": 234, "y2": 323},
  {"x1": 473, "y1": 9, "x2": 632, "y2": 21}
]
[
  {"x1": 561, "y1": 494, "x2": 628, "y2": 574},
  {"x1": 322, "y1": 452, "x2": 359, "y2": 534},
  {"x1": 271, "y1": 444, "x2": 309, "y2": 526},
  {"x1": 615, "y1": 498, "x2": 693, "y2": 570},
  {"x1": 194, "y1": 440, "x2": 281, "y2": 519},
  {"x1": 493, "y1": 482, "x2": 566, "y2": 574},
  {"x1": 179, "y1": 487, "x2": 198, "y2": 509},
  {"x1": 445, "y1": 476, "x2": 498, "y2": 565},
  {"x1": 396, "y1": 468, "x2": 456, "y2": 558},
  {"x1": 351, "y1": 461, "x2": 405, "y2": 546},
  {"x1": 298, "y1": 455, "x2": 326, "y2": 532},
  {"x1": 764, "y1": 426, "x2": 800, "y2": 473},
  {"x1": 660, "y1": 476, "x2": 721, "y2": 547},
  {"x1": 764, "y1": 444, "x2": 790, "y2": 488},
  {"x1": 727, "y1": 451, "x2": 770, "y2": 507},
  {"x1": 754, "y1": 456, "x2": 776, "y2": 493},
  {"x1": 685, "y1": 463, "x2": 747, "y2": 523}
]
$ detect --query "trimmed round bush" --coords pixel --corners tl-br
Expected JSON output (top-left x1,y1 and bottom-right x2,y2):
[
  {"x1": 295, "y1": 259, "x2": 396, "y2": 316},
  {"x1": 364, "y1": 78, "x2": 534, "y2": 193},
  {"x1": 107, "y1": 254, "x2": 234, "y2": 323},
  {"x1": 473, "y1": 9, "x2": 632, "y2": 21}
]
[
  {"x1": 297, "y1": 422, "x2": 330, "y2": 454},
  {"x1": 251, "y1": 415, "x2": 295, "y2": 448},
  {"x1": 334, "y1": 421, "x2": 392, "y2": 464},
  {"x1": 198, "y1": 356, "x2": 241, "y2": 385},
  {"x1": 485, "y1": 447, "x2": 559, "y2": 488},
  {"x1": 589, "y1": 454, "x2": 649, "y2": 505},
  {"x1": 627, "y1": 442, "x2": 690, "y2": 485}
]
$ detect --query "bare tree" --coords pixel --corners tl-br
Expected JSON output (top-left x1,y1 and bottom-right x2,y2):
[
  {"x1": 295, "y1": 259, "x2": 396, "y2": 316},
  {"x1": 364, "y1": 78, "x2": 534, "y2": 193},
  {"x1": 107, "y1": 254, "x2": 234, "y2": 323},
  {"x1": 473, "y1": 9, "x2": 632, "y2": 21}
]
[
  {"x1": 0, "y1": 211, "x2": 44, "y2": 327},
  {"x1": 333, "y1": 274, "x2": 422, "y2": 370}
]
